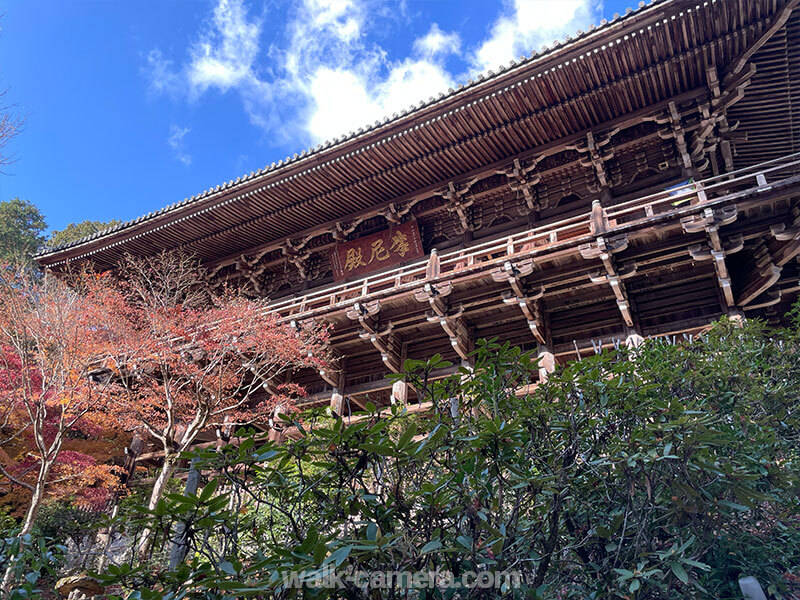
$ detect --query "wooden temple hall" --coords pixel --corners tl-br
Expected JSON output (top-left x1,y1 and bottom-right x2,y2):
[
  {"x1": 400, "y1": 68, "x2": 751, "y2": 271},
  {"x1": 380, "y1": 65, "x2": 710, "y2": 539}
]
[{"x1": 37, "y1": 0, "x2": 800, "y2": 417}]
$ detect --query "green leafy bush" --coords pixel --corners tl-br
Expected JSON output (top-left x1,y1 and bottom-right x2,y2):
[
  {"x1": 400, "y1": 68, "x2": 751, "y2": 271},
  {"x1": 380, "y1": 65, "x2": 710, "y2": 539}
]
[
  {"x1": 0, "y1": 531, "x2": 66, "y2": 599},
  {"x1": 99, "y1": 317, "x2": 800, "y2": 599}
]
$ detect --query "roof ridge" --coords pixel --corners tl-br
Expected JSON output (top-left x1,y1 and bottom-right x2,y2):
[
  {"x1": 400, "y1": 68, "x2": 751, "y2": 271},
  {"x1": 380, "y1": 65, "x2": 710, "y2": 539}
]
[{"x1": 36, "y1": 0, "x2": 666, "y2": 260}]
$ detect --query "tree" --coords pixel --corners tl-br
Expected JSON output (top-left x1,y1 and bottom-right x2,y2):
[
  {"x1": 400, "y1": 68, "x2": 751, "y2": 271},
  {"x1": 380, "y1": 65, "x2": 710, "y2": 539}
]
[
  {"x1": 0, "y1": 265, "x2": 122, "y2": 591},
  {"x1": 103, "y1": 319, "x2": 800, "y2": 599},
  {"x1": 48, "y1": 220, "x2": 123, "y2": 248},
  {"x1": 0, "y1": 199, "x2": 46, "y2": 262},
  {"x1": 102, "y1": 251, "x2": 330, "y2": 560},
  {"x1": 0, "y1": 89, "x2": 24, "y2": 173}
]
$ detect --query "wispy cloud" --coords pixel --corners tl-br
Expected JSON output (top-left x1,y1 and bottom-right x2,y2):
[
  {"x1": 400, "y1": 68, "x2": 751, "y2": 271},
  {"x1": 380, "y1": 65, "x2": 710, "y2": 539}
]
[
  {"x1": 145, "y1": 49, "x2": 181, "y2": 97},
  {"x1": 414, "y1": 24, "x2": 461, "y2": 60},
  {"x1": 187, "y1": 0, "x2": 262, "y2": 95},
  {"x1": 167, "y1": 125, "x2": 192, "y2": 166},
  {"x1": 144, "y1": 0, "x2": 602, "y2": 149},
  {"x1": 473, "y1": 0, "x2": 601, "y2": 72}
]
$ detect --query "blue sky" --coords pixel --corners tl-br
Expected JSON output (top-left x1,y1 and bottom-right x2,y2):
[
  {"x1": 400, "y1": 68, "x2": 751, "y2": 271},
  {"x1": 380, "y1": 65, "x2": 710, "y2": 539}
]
[{"x1": 1, "y1": 0, "x2": 632, "y2": 234}]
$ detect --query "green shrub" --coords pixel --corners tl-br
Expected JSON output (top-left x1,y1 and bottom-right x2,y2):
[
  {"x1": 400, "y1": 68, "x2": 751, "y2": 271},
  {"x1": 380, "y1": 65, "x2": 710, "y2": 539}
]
[{"x1": 99, "y1": 317, "x2": 800, "y2": 599}]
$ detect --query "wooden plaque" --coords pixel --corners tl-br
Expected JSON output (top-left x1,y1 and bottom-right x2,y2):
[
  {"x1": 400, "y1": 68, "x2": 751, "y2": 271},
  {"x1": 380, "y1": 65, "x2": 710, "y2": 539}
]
[{"x1": 330, "y1": 220, "x2": 424, "y2": 281}]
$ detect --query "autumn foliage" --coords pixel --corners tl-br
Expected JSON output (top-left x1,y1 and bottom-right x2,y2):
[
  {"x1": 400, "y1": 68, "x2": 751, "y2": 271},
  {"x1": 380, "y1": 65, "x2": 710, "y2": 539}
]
[
  {"x1": 0, "y1": 265, "x2": 124, "y2": 542},
  {"x1": 0, "y1": 252, "x2": 330, "y2": 577},
  {"x1": 97, "y1": 252, "x2": 330, "y2": 557}
]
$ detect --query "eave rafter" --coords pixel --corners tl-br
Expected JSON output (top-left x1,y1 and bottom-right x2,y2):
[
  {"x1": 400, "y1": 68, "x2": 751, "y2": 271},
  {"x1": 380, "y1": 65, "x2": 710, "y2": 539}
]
[{"x1": 739, "y1": 207, "x2": 800, "y2": 307}]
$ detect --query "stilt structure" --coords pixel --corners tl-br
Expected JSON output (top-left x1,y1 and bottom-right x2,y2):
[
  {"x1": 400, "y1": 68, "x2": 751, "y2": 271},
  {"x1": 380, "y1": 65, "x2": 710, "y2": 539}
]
[{"x1": 36, "y1": 0, "x2": 800, "y2": 459}]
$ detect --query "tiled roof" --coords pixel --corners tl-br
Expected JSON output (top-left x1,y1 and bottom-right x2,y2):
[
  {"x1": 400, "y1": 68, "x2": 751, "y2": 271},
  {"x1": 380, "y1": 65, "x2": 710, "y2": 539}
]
[{"x1": 36, "y1": 0, "x2": 665, "y2": 262}]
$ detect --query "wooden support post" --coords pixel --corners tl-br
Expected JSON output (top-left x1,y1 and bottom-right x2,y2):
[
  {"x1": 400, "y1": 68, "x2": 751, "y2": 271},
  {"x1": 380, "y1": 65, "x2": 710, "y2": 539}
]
[
  {"x1": 330, "y1": 388, "x2": 345, "y2": 417},
  {"x1": 391, "y1": 380, "x2": 408, "y2": 406},
  {"x1": 625, "y1": 330, "x2": 645, "y2": 350},
  {"x1": 537, "y1": 345, "x2": 556, "y2": 383}
]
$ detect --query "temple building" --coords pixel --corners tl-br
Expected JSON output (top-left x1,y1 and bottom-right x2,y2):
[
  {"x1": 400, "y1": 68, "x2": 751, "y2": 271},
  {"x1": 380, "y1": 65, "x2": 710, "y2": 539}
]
[{"x1": 37, "y1": 0, "x2": 800, "y2": 418}]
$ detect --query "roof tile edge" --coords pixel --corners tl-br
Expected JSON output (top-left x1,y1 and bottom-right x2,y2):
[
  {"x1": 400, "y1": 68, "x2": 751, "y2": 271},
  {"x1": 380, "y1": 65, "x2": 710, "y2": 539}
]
[{"x1": 36, "y1": 0, "x2": 666, "y2": 261}]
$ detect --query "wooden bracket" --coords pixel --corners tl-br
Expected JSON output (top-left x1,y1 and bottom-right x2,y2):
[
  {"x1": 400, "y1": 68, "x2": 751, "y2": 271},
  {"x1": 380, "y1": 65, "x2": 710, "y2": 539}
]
[
  {"x1": 579, "y1": 201, "x2": 636, "y2": 327},
  {"x1": 416, "y1": 278, "x2": 471, "y2": 360},
  {"x1": 492, "y1": 259, "x2": 547, "y2": 344},
  {"x1": 291, "y1": 318, "x2": 340, "y2": 388},
  {"x1": 736, "y1": 238, "x2": 786, "y2": 307},
  {"x1": 331, "y1": 216, "x2": 367, "y2": 242},
  {"x1": 567, "y1": 130, "x2": 619, "y2": 191},
  {"x1": 346, "y1": 300, "x2": 402, "y2": 372},
  {"x1": 683, "y1": 206, "x2": 740, "y2": 306},
  {"x1": 736, "y1": 208, "x2": 800, "y2": 307},
  {"x1": 440, "y1": 179, "x2": 478, "y2": 233},
  {"x1": 281, "y1": 240, "x2": 313, "y2": 281},
  {"x1": 497, "y1": 156, "x2": 544, "y2": 214},
  {"x1": 653, "y1": 101, "x2": 695, "y2": 173}
]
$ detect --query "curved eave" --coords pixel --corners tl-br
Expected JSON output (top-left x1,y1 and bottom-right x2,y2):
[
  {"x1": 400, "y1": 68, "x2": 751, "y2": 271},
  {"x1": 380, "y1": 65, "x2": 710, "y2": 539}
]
[{"x1": 36, "y1": 0, "x2": 795, "y2": 268}]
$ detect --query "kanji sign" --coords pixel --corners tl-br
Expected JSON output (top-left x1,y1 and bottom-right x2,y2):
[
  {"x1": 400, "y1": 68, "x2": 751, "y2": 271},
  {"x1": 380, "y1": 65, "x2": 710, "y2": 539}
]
[{"x1": 330, "y1": 220, "x2": 424, "y2": 281}]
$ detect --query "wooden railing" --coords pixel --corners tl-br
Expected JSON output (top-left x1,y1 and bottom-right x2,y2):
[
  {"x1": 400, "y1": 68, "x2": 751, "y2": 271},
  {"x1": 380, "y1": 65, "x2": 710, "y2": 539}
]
[{"x1": 269, "y1": 152, "x2": 800, "y2": 322}]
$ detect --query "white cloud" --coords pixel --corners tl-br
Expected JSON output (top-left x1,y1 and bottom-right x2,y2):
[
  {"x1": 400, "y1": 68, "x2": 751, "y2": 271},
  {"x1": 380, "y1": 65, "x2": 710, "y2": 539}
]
[
  {"x1": 167, "y1": 125, "x2": 192, "y2": 166},
  {"x1": 414, "y1": 23, "x2": 460, "y2": 59},
  {"x1": 145, "y1": 49, "x2": 181, "y2": 97},
  {"x1": 187, "y1": 0, "x2": 262, "y2": 94},
  {"x1": 305, "y1": 0, "x2": 362, "y2": 42},
  {"x1": 144, "y1": 0, "x2": 601, "y2": 149},
  {"x1": 281, "y1": 0, "x2": 460, "y2": 143},
  {"x1": 473, "y1": 0, "x2": 601, "y2": 72}
]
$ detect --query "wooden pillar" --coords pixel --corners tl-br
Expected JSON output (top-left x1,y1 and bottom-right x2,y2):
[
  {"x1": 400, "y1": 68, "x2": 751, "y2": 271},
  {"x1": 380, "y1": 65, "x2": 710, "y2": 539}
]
[
  {"x1": 625, "y1": 331, "x2": 645, "y2": 350},
  {"x1": 391, "y1": 380, "x2": 408, "y2": 406},
  {"x1": 537, "y1": 345, "x2": 556, "y2": 383},
  {"x1": 727, "y1": 310, "x2": 746, "y2": 327},
  {"x1": 330, "y1": 388, "x2": 345, "y2": 417}
]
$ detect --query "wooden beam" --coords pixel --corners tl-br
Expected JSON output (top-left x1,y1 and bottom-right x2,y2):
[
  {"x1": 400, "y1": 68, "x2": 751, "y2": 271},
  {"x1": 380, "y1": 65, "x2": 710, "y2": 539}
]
[
  {"x1": 725, "y1": 0, "x2": 800, "y2": 82},
  {"x1": 738, "y1": 208, "x2": 800, "y2": 306}
]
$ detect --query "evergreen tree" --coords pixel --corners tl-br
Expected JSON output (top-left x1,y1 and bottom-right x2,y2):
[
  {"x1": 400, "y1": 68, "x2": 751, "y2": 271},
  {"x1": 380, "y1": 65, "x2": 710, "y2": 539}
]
[
  {"x1": 48, "y1": 219, "x2": 122, "y2": 248},
  {"x1": 0, "y1": 198, "x2": 46, "y2": 262}
]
